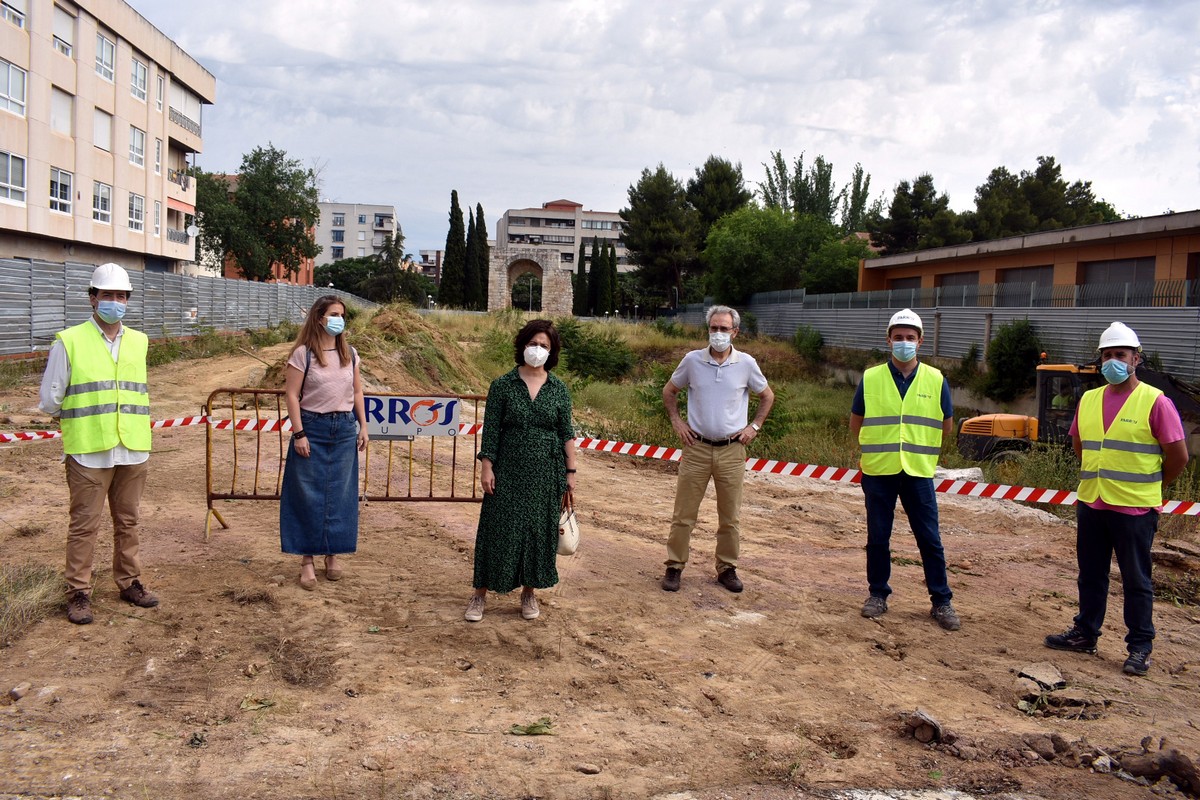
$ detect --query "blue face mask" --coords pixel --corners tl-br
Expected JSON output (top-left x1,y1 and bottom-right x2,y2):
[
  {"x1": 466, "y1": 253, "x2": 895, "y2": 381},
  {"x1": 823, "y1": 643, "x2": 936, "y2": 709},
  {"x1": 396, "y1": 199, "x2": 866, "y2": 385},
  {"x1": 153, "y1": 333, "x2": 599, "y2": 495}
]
[
  {"x1": 891, "y1": 341, "x2": 918, "y2": 363},
  {"x1": 1101, "y1": 358, "x2": 1131, "y2": 385},
  {"x1": 324, "y1": 316, "x2": 345, "y2": 336},
  {"x1": 96, "y1": 300, "x2": 127, "y2": 324}
]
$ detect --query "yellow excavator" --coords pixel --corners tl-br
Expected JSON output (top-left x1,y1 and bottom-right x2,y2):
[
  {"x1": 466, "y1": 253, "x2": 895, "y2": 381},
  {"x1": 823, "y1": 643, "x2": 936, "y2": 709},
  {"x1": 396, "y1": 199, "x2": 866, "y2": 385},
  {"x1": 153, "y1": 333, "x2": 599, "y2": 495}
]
[{"x1": 956, "y1": 362, "x2": 1200, "y2": 461}]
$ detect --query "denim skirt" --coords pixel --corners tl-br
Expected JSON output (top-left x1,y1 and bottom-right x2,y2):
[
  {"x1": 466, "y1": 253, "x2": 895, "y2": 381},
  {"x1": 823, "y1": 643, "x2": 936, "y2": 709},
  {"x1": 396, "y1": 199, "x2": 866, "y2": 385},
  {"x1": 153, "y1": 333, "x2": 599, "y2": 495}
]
[{"x1": 280, "y1": 410, "x2": 359, "y2": 555}]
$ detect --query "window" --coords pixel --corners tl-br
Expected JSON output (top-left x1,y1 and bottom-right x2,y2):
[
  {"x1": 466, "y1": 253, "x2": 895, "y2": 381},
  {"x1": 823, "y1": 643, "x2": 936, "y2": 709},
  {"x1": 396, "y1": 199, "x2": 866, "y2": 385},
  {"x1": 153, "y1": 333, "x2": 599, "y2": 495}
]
[
  {"x1": 331, "y1": 246, "x2": 344, "y2": 260},
  {"x1": 332, "y1": 213, "x2": 344, "y2": 226},
  {"x1": 1, "y1": 0, "x2": 25, "y2": 29},
  {"x1": 93, "y1": 108, "x2": 112, "y2": 151},
  {"x1": 53, "y1": 5, "x2": 74, "y2": 56},
  {"x1": 154, "y1": 200, "x2": 161, "y2": 236},
  {"x1": 331, "y1": 230, "x2": 344, "y2": 242},
  {"x1": 155, "y1": 75, "x2": 163, "y2": 111},
  {"x1": 50, "y1": 88, "x2": 72, "y2": 135},
  {"x1": 0, "y1": 151, "x2": 26, "y2": 202},
  {"x1": 130, "y1": 59, "x2": 147, "y2": 101},
  {"x1": 357, "y1": 247, "x2": 366, "y2": 257},
  {"x1": 129, "y1": 126, "x2": 145, "y2": 166},
  {"x1": 92, "y1": 181, "x2": 111, "y2": 222},
  {"x1": 357, "y1": 231, "x2": 366, "y2": 241},
  {"x1": 95, "y1": 33, "x2": 115, "y2": 81},
  {"x1": 1, "y1": 59, "x2": 26, "y2": 116},
  {"x1": 154, "y1": 138, "x2": 161, "y2": 174},
  {"x1": 128, "y1": 192, "x2": 144, "y2": 231},
  {"x1": 49, "y1": 168, "x2": 72, "y2": 213},
  {"x1": 358, "y1": 214, "x2": 366, "y2": 224}
]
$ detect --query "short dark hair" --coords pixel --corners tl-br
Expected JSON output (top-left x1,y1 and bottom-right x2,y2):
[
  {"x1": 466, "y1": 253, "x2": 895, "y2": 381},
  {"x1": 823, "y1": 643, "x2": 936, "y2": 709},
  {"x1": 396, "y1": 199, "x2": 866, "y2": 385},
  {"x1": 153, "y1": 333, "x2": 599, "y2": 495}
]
[{"x1": 513, "y1": 319, "x2": 561, "y2": 370}]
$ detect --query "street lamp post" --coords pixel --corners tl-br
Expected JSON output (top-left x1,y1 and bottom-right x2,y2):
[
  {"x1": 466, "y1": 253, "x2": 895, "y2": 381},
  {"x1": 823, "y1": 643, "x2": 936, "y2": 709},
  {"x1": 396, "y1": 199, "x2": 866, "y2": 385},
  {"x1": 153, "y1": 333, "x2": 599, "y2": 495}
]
[
  {"x1": 634, "y1": 304, "x2": 639, "y2": 320},
  {"x1": 527, "y1": 275, "x2": 534, "y2": 312},
  {"x1": 426, "y1": 294, "x2": 432, "y2": 310}
]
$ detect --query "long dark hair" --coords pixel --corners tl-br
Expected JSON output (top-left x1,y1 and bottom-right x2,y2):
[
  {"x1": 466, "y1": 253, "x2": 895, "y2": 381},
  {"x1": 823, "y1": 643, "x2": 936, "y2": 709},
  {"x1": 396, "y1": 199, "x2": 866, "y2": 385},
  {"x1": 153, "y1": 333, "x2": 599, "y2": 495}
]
[
  {"x1": 291, "y1": 295, "x2": 351, "y2": 367},
  {"x1": 513, "y1": 319, "x2": 561, "y2": 370}
]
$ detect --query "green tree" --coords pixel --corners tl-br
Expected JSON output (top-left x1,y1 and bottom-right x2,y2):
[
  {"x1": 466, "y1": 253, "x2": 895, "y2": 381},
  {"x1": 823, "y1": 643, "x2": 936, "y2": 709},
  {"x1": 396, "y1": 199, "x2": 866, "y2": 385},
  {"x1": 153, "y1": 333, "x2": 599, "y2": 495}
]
[
  {"x1": 805, "y1": 235, "x2": 873, "y2": 294},
  {"x1": 588, "y1": 237, "x2": 608, "y2": 315},
  {"x1": 573, "y1": 238, "x2": 589, "y2": 315},
  {"x1": 314, "y1": 256, "x2": 374, "y2": 294},
  {"x1": 440, "y1": 190, "x2": 467, "y2": 307},
  {"x1": 984, "y1": 319, "x2": 1042, "y2": 402},
  {"x1": 194, "y1": 144, "x2": 320, "y2": 281},
  {"x1": 473, "y1": 203, "x2": 490, "y2": 309},
  {"x1": 606, "y1": 240, "x2": 618, "y2": 314},
  {"x1": 840, "y1": 163, "x2": 878, "y2": 234},
  {"x1": 620, "y1": 164, "x2": 699, "y2": 301},
  {"x1": 685, "y1": 155, "x2": 753, "y2": 254},
  {"x1": 463, "y1": 209, "x2": 481, "y2": 310},
  {"x1": 758, "y1": 150, "x2": 846, "y2": 223},
  {"x1": 702, "y1": 206, "x2": 808, "y2": 304},
  {"x1": 867, "y1": 173, "x2": 970, "y2": 255}
]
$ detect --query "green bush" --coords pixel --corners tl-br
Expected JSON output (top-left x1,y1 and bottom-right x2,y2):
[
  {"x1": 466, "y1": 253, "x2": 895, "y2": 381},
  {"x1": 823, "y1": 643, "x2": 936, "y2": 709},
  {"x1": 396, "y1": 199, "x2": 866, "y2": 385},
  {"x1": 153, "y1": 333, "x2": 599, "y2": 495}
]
[
  {"x1": 792, "y1": 324, "x2": 824, "y2": 363},
  {"x1": 984, "y1": 319, "x2": 1042, "y2": 402},
  {"x1": 739, "y1": 311, "x2": 758, "y2": 337},
  {"x1": 651, "y1": 317, "x2": 688, "y2": 339},
  {"x1": 563, "y1": 325, "x2": 635, "y2": 382},
  {"x1": 948, "y1": 342, "x2": 985, "y2": 393}
]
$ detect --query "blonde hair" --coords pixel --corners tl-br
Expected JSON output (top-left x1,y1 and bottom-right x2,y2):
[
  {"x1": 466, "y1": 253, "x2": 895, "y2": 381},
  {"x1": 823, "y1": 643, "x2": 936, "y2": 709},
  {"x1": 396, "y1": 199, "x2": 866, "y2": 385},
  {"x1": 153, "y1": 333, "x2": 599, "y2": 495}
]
[{"x1": 290, "y1": 295, "x2": 350, "y2": 367}]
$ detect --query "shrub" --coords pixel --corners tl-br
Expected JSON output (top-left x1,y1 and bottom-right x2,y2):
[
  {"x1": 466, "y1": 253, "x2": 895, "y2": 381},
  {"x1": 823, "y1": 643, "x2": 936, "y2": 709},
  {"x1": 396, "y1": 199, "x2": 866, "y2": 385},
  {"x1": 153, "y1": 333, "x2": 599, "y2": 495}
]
[
  {"x1": 651, "y1": 317, "x2": 688, "y2": 339},
  {"x1": 792, "y1": 324, "x2": 824, "y2": 363},
  {"x1": 948, "y1": 342, "x2": 985, "y2": 393},
  {"x1": 739, "y1": 311, "x2": 759, "y2": 337},
  {"x1": 984, "y1": 319, "x2": 1042, "y2": 402},
  {"x1": 563, "y1": 326, "x2": 635, "y2": 382}
]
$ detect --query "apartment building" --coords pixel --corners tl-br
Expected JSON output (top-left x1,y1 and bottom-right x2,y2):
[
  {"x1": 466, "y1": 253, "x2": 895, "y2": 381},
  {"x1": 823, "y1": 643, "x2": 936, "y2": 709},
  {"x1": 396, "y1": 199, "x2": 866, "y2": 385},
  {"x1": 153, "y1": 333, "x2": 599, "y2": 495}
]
[
  {"x1": 315, "y1": 202, "x2": 397, "y2": 264},
  {"x1": 0, "y1": 0, "x2": 215, "y2": 272},
  {"x1": 494, "y1": 199, "x2": 630, "y2": 272}
]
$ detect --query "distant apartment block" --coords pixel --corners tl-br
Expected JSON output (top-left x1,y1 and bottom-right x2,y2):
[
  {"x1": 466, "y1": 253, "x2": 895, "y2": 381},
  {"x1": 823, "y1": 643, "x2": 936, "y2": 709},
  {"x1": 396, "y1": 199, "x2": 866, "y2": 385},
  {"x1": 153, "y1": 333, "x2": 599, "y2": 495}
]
[
  {"x1": 495, "y1": 199, "x2": 630, "y2": 272},
  {"x1": 315, "y1": 202, "x2": 397, "y2": 264},
  {"x1": 0, "y1": 0, "x2": 216, "y2": 274},
  {"x1": 418, "y1": 249, "x2": 442, "y2": 282}
]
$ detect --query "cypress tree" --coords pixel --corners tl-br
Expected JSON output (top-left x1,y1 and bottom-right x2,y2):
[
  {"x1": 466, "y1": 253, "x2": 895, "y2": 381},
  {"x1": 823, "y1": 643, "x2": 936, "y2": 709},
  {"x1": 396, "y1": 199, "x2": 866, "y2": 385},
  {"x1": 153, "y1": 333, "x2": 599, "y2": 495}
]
[
  {"x1": 474, "y1": 203, "x2": 489, "y2": 310},
  {"x1": 463, "y1": 209, "x2": 480, "y2": 310},
  {"x1": 587, "y1": 237, "x2": 602, "y2": 315},
  {"x1": 440, "y1": 190, "x2": 467, "y2": 307},
  {"x1": 573, "y1": 238, "x2": 588, "y2": 315},
  {"x1": 606, "y1": 240, "x2": 619, "y2": 314}
]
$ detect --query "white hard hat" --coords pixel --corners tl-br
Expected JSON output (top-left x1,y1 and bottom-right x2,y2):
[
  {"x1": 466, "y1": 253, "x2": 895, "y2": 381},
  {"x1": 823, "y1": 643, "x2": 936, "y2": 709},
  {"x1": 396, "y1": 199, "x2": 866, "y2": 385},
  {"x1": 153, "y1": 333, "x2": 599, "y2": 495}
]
[
  {"x1": 1098, "y1": 321, "x2": 1140, "y2": 351},
  {"x1": 90, "y1": 263, "x2": 133, "y2": 292},
  {"x1": 887, "y1": 308, "x2": 923, "y2": 335}
]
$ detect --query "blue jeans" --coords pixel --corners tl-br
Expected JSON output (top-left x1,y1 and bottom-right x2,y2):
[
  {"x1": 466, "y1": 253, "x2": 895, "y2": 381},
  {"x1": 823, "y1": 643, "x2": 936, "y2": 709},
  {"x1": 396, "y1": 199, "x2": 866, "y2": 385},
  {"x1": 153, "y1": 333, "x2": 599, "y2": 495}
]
[
  {"x1": 1074, "y1": 504, "x2": 1157, "y2": 654},
  {"x1": 862, "y1": 472, "x2": 952, "y2": 606}
]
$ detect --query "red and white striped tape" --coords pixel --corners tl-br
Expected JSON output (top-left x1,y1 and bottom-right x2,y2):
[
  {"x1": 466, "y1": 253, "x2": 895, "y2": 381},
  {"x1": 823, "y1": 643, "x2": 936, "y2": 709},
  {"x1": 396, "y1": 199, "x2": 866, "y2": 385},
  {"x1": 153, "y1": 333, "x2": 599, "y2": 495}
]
[{"x1": 5, "y1": 420, "x2": 1199, "y2": 515}]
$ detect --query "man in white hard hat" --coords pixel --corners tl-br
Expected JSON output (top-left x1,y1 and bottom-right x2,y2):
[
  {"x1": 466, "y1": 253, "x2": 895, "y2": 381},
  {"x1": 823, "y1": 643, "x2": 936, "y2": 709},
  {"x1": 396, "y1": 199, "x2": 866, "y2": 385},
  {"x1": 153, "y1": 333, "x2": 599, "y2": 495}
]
[
  {"x1": 661, "y1": 305, "x2": 774, "y2": 594},
  {"x1": 849, "y1": 309, "x2": 960, "y2": 630},
  {"x1": 1044, "y1": 321, "x2": 1188, "y2": 675},
  {"x1": 39, "y1": 263, "x2": 158, "y2": 625}
]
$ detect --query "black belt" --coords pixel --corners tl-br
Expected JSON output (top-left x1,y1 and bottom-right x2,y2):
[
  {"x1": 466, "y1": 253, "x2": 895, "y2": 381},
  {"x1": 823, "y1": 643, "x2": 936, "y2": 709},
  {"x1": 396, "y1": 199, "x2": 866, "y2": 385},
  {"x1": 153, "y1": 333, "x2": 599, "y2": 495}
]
[{"x1": 694, "y1": 434, "x2": 739, "y2": 447}]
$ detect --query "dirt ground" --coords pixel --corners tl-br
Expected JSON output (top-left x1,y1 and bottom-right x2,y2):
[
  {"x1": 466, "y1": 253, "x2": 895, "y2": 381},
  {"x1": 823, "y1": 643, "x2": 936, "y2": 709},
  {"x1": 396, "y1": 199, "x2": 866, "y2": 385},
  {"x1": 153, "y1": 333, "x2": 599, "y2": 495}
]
[{"x1": 2, "y1": 346, "x2": 1200, "y2": 799}]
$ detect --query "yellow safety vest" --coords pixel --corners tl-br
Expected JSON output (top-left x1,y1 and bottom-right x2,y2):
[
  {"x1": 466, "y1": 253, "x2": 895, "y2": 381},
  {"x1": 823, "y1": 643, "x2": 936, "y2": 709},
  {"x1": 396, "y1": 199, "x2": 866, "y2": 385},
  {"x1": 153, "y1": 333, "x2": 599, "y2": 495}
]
[
  {"x1": 859, "y1": 362, "x2": 945, "y2": 478},
  {"x1": 1077, "y1": 382, "x2": 1163, "y2": 507},
  {"x1": 57, "y1": 322, "x2": 152, "y2": 455}
]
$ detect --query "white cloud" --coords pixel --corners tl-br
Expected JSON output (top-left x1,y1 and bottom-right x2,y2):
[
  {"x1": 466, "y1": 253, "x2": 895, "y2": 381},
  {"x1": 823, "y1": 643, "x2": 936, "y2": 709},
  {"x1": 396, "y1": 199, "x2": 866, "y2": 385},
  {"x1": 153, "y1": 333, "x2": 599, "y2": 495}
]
[{"x1": 134, "y1": 0, "x2": 1200, "y2": 250}]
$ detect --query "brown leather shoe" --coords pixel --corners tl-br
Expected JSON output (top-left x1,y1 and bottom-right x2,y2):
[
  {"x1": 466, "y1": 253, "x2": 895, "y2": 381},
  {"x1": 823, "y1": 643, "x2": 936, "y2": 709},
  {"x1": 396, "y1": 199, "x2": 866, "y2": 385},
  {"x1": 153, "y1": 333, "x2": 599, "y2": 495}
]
[
  {"x1": 119, "y1": 580, "x2": 159, "y2": 608},
  {"x1": 66, "y1": 591, "x2": 93, "y2": 625},
  {"x1": 661, "y1": 567, "x2": 681, "y2": 592},
  {"x1": 717, "y1": 568, "x2": 744, "y2": 593}
]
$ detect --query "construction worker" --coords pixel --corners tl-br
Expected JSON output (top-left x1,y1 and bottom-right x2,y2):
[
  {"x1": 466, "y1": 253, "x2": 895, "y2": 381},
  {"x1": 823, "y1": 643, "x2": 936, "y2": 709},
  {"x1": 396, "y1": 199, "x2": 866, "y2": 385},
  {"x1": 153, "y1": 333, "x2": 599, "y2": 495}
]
[
  {"x1": 1044, "y1": 322, "x2": 1188, "y2": 675},
  {"x1": 38, "y1": 263, "x2": 158, "y2": 625},
  {"x1": 849, "y1": 309, "x2": 960, "y2": 630}
]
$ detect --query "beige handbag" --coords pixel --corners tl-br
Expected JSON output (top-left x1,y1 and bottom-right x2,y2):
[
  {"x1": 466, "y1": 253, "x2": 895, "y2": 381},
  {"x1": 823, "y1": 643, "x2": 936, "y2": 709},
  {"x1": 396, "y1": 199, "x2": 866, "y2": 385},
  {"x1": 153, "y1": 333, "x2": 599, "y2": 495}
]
[{"x1": 557, "y1": 491, "x2": 579, "y2": 556}]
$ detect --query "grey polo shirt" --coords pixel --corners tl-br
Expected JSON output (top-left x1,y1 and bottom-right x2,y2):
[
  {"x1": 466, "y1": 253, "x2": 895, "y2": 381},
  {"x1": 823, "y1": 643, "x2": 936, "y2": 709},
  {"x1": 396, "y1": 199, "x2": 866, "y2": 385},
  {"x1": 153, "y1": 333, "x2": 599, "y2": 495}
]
[{"x1": 669, "y1": 345, "x2": 769, "y2": 439}]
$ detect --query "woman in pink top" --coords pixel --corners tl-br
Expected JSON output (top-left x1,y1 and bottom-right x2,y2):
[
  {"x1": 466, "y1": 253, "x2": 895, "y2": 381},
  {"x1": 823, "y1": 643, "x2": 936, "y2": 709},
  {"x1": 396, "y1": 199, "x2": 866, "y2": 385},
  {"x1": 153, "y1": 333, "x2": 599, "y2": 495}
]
[{"x1": 280, "y1": 296, "x2": 368, "y2": 590}]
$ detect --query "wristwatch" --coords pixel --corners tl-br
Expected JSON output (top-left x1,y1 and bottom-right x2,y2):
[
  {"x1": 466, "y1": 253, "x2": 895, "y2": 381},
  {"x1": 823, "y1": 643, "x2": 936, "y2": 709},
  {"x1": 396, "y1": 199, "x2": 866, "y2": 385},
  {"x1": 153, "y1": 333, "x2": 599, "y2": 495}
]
[{"x1": 750, "y1": 423, "x2": 760, "y2": 432}]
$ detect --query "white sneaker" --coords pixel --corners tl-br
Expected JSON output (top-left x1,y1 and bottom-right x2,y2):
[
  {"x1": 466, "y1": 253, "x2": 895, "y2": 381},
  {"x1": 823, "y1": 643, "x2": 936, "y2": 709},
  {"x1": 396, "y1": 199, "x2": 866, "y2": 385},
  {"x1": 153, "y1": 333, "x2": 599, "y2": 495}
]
[
  {"x1": 464, "y1": 594, "x2": 485, "y2": 622},
  {"x1": 521, "y1": 592, "x2": 540, "y2": 620}
]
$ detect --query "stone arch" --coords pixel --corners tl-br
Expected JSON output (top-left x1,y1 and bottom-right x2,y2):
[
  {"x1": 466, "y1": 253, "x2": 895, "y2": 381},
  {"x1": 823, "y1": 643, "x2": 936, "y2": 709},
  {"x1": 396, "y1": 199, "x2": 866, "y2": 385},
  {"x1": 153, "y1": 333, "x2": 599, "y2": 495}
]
[{"x1": 488, "y1": 247, "x2": 573, "y2": 316}]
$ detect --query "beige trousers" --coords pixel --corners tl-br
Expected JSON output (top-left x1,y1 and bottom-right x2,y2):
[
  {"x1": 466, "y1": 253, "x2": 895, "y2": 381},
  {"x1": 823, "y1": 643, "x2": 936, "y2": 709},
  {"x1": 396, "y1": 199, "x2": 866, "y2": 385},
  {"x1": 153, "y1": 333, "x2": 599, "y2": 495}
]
[
  {"x1": 64, "y1": 457, "x2": 149, "y2": 594},
  {"x1": 666, "y1": 441, "x2": 745, "y2": 572}
]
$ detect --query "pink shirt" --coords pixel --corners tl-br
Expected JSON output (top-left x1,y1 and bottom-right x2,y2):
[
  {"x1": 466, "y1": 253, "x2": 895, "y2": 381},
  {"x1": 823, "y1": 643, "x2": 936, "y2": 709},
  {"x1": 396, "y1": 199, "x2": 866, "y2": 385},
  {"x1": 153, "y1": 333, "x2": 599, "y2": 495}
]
[
  {"x1": 287, "y1": 345, "x2": 357, "y2": 413},
  {"x1": 1069, "y1": 385, "x2": 1185, "y2": 514}
]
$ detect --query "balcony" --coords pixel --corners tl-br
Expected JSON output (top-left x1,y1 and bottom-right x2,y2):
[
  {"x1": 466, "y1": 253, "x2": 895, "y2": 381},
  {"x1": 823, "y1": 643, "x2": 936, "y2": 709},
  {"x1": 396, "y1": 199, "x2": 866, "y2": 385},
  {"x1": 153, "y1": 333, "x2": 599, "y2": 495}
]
[
  {"x1": 165, "y1": 166, "x2": 197, "y2": 209},
  {"x1": 373, "y1": 216, "x2": 394, "y2": 231},
  {"x1": 167, "y1": 228, "x2": 190, "y2": 244},
  {"x1": 169, "y1": 107, "x2": 202, "y2": 137}
]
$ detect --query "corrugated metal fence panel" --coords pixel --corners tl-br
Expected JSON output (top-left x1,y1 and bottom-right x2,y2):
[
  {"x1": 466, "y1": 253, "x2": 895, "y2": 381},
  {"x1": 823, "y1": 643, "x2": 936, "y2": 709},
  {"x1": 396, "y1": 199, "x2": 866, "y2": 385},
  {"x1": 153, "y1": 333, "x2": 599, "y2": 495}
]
[{"x1": 0, "y1": 259, "x2": 378, "y2": 357}]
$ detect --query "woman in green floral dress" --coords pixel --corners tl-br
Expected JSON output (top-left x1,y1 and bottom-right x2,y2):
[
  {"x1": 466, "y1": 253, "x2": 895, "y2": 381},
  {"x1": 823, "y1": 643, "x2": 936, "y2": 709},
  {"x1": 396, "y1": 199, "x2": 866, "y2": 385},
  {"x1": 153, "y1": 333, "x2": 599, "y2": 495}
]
[{"x1": 465, "y1": 319, "x2": 577, "y2": 622}]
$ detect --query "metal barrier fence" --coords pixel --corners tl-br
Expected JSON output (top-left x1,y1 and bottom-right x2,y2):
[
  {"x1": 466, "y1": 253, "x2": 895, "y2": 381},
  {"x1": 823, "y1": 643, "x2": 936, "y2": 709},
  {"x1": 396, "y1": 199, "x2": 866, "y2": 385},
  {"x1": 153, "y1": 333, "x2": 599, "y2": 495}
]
[
  {"x1": 204, "y1": 388, "x2": 484, "y2": 539},
  {"x1": 0, "y1": 257, "x2": 377, "y2": 357}
]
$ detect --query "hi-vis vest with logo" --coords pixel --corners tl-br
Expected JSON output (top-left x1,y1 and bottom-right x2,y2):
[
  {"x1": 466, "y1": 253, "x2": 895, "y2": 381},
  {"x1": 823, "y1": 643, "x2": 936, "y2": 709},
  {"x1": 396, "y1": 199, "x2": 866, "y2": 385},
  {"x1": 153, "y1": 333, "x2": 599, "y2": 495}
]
[
  {"x1": 1077, "y1": 382, "x2": 1163, "y2": 507},
  {"x1": 57, "y1": 321, "x2": 151, "y2": 455},
  {"x1": 858, "y1": 363, "x2": 945, "y2": 477}
]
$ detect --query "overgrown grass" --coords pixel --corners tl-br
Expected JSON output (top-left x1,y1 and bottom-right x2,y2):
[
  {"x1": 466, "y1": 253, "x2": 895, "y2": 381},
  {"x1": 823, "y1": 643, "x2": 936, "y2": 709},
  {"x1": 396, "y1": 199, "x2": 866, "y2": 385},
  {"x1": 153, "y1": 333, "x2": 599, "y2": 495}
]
[
  {"x1": 146, "y1": 321, "x2": 299, "y2": 367},
  {"x1": 0, "y1": 360, "x2": 45, "y2": 391},
  {"x1": 0, "y1": 563, "x2": 60, "y2": 647}
]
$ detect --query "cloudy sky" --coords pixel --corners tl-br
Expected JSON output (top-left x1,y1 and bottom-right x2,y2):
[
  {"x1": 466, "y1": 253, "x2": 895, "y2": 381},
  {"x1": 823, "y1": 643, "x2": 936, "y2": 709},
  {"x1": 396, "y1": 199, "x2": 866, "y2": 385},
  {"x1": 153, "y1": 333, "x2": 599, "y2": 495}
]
[{"x1": 134, "y1": 0, "x2": 1200, "y2": 254}]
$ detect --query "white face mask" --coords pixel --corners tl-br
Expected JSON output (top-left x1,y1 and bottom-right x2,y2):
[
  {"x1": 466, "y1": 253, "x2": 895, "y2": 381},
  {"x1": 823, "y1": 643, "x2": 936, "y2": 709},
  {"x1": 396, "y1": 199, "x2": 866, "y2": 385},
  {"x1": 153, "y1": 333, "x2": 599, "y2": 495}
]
[
  {"x1": 709, "y1": 332, "x2": 732, "y2": 353},
  {"x1": 524, "y1": 345, "x2": 550, "y2": 368}
]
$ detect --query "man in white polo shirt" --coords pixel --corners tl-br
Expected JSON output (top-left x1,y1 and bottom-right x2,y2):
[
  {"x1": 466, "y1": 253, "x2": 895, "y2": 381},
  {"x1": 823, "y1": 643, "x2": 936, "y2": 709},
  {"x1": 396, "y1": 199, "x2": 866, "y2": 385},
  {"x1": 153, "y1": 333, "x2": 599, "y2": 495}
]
[{"x1": 662, "y1": 305, "x2": 774, "y2": 593}]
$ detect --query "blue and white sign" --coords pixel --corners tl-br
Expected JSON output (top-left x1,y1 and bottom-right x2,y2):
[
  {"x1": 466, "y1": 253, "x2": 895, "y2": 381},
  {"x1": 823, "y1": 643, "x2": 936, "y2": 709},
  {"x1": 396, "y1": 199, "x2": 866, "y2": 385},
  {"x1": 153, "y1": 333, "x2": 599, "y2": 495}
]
[{"x1": 364, "y1": 395, "x2": 461, "y2": 439}]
